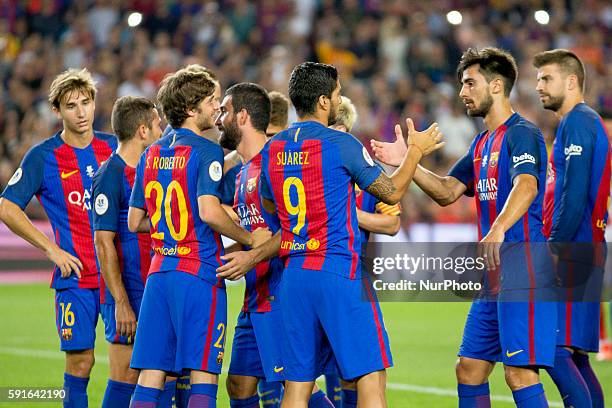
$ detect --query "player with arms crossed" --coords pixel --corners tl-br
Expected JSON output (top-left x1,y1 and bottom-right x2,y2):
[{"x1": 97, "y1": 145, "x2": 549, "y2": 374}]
[
  {"x1": 127, "y1": 68, "x2": 270, "y2": 407},
  {"x1": 0, "y1": 68, "x2": 116, "y2": 407},
  {"x1": 371, "y1": 48, "x2": 557, "y2": 407},
  {"x1": 534, "y1": 49, "x2": 610, "y2": 408},
  {"x1": 220, "y1": 62, "x2": 442, "y2": 408},
  {"x1": 93, "y1": 96, "x2": 179, "y2": 407}
]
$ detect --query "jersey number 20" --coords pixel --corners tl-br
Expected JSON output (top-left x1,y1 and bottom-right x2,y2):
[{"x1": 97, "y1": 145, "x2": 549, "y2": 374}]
[{"x1": 145, "y1": 180, "x2": 188, "y2": 241}]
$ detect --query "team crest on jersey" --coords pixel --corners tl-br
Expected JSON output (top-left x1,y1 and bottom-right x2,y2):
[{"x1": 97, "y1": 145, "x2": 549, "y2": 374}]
[
  {"x1": 306, "y1": 238, "x2": 320, "y2": 251},
  {"x1": 61, "y1": 328, "x2": 72, "y2": 341},
  {"x1": 247, "y1": 177, "x2": 257, "y2": 193},
  {"x1": 489, "y1": 152, "x2": 499, "y2": 167},
  {"x1": 216, "y1": 351, "x2": 224, "y2": 365},
  {"x1": 7, "y1": 168, "x2": 22, "y2": 186}
]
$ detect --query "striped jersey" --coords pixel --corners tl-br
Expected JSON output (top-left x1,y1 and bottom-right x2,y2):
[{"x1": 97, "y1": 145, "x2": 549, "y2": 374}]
[
  {"x1": 543, "y1": 103, "x2": 611, "y2": 243},
  {"x1": 1, "y1": 131, "x2": 116, "y2": 289},
  {"x1": 260, "y1": 121, "x2": 382, "y2": 279},
  {"x1": 92, "y1": 152, "x2": 152, "y2": 303},
  {"x1": 233, "y1": 153, "x2": 282, "y2": 312},
  {"x1": 129, "y1": 128, "x2": 225, "y2": 286},
  {"x1": 449, "y1": 113, "x2": 547, "y2": 242}
]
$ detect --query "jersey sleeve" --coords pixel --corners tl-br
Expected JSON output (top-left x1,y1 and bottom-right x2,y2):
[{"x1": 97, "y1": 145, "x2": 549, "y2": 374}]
[
  {"x1": 220, "y1": 163, "x2": 241, "y2": 205},
  {"x1": 506, "y1": 126, "x2": 542, "y2": 183},
  {"x1": 549, "y1": 115, "x2": 594, "y2": 242},
  {"x1": 92, "y1": 165, "x2": 122, "y2": 232},
  {"x1": 337, "y1": 133, "x2": 382, "y2": 190},
  {"x1": 448, "y1": 148, "x2": 475, "y2": 197},
  {"x1": 259, "y1": 143, "x2": 274, "y2": 202},
  {"x1": 129, "y1": 153, "x2": 147, "y2": 209},
  {"x1": 1, "y1": 146, "x2": 45, "y2": 209},
  {"x1": 197, "y1": 144, "x2": 224, "y2": 199},
  {"x1": 375, "y1": 201, "x2": 401, "y2": 216}
]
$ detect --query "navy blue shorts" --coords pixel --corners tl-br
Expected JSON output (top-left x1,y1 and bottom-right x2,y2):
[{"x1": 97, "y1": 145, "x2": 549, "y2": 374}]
[
  {"x1": 54, "y1": 288, "x2": 99, "y2": 351},
  {"x1": 130, "y1": 272, "x2": 227, "y2": 374}
]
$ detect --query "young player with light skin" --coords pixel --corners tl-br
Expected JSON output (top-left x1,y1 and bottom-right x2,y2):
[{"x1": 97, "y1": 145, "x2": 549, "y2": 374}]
[
  {"x1": 93, "y1": 96, "x2": 180, "y2": 407},
  {"x1": 218, "y1": 62, "x2": 442, "y2": 408},
  {"x1": 0, "y1": 68, "x2": 117, "y2": 407},
  {"x1": 371, "y1": 48, "x2": 555, "y2": 408},
  {"x1": 127, "y1": 69, "x2": 271, "y2": 408},
  {"x1": 534, "y1": 49, "x2": 609, "y2": 408}
]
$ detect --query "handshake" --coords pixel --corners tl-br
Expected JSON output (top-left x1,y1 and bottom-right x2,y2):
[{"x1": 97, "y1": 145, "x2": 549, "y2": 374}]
[{"x1": 371, "y1": 118, "x2": 445, "y2": 166}]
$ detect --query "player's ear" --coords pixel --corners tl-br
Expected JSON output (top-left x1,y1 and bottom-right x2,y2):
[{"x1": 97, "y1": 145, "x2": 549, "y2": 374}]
[
  {"x1": 567, "y1": 74, "x2": 578, "y2": 91},
  {"x1": 137, "y1": 123, "x2": 148, "y2": 140},
  {"x1": 490, "y1": 77, "x2": 504, "y2": 95},
  {"x1": 52, "y1": 106, "x2": 62, "y2": 120},
  {"x1": 318, "y1": 94, "x2": 328, "y2": 111},
  {"x1": 238, "y1": 108, "x2": 248, "y2": 127}
]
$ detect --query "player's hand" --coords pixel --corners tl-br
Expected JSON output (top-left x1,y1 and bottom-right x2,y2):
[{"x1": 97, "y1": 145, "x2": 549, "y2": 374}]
[
  {"x1": 404, "y1": 118, "x2": 445, "y2": 157},
  {"x1": 251, "y1": 227, "x2": 272, "y2": 248},
  {"x1": 370, "y1": 127, "x2": 407, "y2": 167},
  {"x1": 478, "y1": 227, "x2": 504, "y2": 271},
  {"x1": 216, "y1": 250, "x2": 257, "y2": 281},
  {"x1": 47, "y1": 245, "x2": 83, "y2": 279},
  {"x1": 115, "y1": 299, "x2": 137, "y2": 339}
]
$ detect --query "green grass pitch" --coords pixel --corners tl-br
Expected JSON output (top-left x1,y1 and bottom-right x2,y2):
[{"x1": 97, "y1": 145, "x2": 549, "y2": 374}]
[{"x1": 0, "y1": 283, "x2": 610, "y2": 407}]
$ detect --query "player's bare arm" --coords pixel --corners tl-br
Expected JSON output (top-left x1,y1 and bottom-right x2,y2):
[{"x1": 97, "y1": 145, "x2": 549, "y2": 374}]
[
  {"x1": 0, "y1": 197, "x2": 82, "y2": 278},
  {"x1": 356, "y1": 208, "x2": 400, "y2": 236},
  {"x1": 127, "y1": 206, "x2": 150, "y2": 233},
  {"x1": 369, "y1": 125, "x2": 407, "y2": 167},
  {"x1": 94, "y1": 230, "x2": 137, "y2": 338},
  {"x1": 366, "y1": 119, "x2": 444, "y2": 205},
  {"x1": 216, "y1": 231, "x2": 281, "y2": 280},
  {"x1": 480, "y1": 173, "x2": 538, "y2": 269},
  {"x1": 199, "y1": 195, "x2": 271, "y2": 247},
  {"x1": 413, "y1": 166, "x2": 468, "y2": 207}
]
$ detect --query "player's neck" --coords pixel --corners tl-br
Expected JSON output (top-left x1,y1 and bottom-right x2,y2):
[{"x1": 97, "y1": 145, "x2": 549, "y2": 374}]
[
  {"x1": 556, "y1": 94, "x2": 584, "y2": 118},
  {"x1": 298, "y1": 113, "x2": 328, "y2": 127},
  {"x1": 60, "y1": 127, "x2": 94, "y2": 149},
  {"x1": 483, "y1": 99, "x2": 514, "y2": 132},
  {"x1": 238, "y1": 131, "x2": 267, "y2": 163},
  {"x1": 116, "y1": 141, "x2": 143, "y2": 168},
  {"x1": 179, "y1": 122, "x2": 205, "y2": 138}
]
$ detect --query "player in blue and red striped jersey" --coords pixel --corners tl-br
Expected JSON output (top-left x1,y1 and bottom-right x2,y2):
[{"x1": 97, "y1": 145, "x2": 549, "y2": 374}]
[
  {"x1": 371, "y1": 48, "x2": 557, "y2": 408},
  {"x1": 224, "y1": 62, "x2": 442, "y2": 408},
  {"x1": 534, "y1": 49, "x2": 610, "y2": 408},
  {"x1": 216, "y1": 83, "x2": 335, "y2": 408},
  {"x1": 0, "y1": 68, "x2": 116, "y2": 407},
  {"x1": 127, "y1": 68, "x2": 270, "y2": 408},
  {"x1": 92, "y1": 96, "x2": 179, "y2": 407},
  {"x1": 324, "y1": 96, "x2": 401, "y2": 408}
]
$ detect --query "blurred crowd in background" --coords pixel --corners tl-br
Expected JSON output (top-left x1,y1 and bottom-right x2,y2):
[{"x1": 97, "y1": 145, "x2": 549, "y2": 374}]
[{"x1": 0, "y1": 0, "x2": 610, "y2": 231}]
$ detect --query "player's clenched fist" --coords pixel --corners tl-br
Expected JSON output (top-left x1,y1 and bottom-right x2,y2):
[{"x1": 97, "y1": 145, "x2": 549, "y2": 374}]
[
  {"x1": 46, "y1": 245, "x2": 83, "y2": 279},
  {"x1": 251, "y1": 227, "x2": 272, "y2": 248}
]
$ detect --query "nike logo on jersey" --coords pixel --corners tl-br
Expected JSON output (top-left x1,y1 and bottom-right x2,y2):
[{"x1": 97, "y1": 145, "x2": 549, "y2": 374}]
[
  {"x1": 61, "y1": 170, "x2": 79, "y2": 179},
  {"x1": 506, "y1": 349, "x2": 524, "y2": 358},
  {"x1": 273, "y1": 366, "x2": 284, "y2": 373}
]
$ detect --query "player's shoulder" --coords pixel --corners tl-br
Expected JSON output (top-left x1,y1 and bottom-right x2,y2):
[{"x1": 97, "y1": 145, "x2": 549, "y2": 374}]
[
  {"x1": 564, "y1": 103, "x2": 601, "y2": 128},
  {"x1": 506, "y1": 113, "x2": 542, "y2": 139},
  {"x1": 93, "y1": 153, "x2": 124, "y2": 187},
  {"x1": 93, "y1": 131, "x2": 118, "y2": 147},
  {"x1": 22, "y1": 132, "x2": 63, "y2": 161},
  {"x1": 192, "y1": 136, "x2": 224, "y2": 159}
]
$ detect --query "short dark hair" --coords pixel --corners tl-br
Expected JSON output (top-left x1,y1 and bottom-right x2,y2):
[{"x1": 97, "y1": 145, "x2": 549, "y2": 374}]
[
  {"x1": 456, "y1": 47, "x2": 518, "y2": 96},
  {"x1": 225, "y1": 82, "x2": 271, "y2": 133},
  {"x1": 533, "y1": 49, "x2": 585, "y2": 91},
  {"x1": 268, "y1": 91, "x2": 290, "y2": 129},
  {"x1": 288, "y1": 62, "x2": 338, "y2": 117},
  {"x1": 111, "y1": 96, "x2": 156, "y2": 142},
  {"x1": 157, "y1": 68, "x2": 216, "y2": 128}
]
